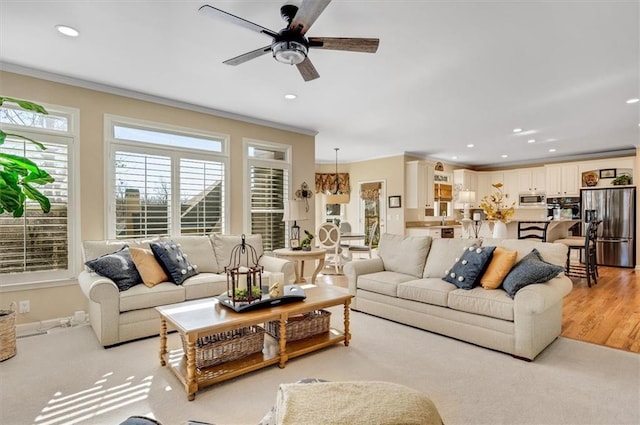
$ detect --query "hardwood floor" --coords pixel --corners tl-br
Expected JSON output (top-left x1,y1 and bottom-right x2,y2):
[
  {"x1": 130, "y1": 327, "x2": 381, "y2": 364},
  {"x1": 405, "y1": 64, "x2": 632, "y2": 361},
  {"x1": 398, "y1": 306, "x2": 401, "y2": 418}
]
[
  {"x1": 562, "y1": 266, "x2": 639, "y2": 353},
  {"x1": 318, "y1": 265, "x2": 640, "y2": 354}
]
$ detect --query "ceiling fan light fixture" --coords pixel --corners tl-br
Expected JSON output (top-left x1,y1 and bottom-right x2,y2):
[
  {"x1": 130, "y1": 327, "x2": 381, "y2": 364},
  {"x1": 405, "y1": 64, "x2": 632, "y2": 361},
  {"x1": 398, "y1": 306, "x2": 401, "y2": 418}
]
[{"x1": 272, "y1": 40, "x2": 308, "y2": 65}]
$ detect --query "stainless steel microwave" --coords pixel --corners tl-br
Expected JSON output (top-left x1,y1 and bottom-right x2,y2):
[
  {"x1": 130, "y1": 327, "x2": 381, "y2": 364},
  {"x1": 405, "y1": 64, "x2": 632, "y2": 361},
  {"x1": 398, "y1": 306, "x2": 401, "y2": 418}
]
[{"x1": 519, "y1": 192, "x2": 546, "y2": 207}]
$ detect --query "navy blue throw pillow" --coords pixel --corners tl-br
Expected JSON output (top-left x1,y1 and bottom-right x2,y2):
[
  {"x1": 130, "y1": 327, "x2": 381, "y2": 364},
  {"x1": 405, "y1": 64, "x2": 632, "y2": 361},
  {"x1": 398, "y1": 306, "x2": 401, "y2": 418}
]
[
  {"x1": 501, "y1": 248, "x2": 564, "y2": 298},
  {"x1": 150, "y1": 240, "x2": 199, "y2": 285},
  {"x1": 442, "y1": 244, "x2": 496, "y2": 289},
  {"x1": 85, "y1": 245, "x2": 142, "y2": 292}
]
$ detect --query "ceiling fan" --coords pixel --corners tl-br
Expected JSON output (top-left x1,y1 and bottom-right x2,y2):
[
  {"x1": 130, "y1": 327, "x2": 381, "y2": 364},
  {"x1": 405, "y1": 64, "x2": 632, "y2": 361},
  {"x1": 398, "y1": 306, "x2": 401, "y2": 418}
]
[{"x1": 198, "y1": 0, "x2": 379, "y2": 81}]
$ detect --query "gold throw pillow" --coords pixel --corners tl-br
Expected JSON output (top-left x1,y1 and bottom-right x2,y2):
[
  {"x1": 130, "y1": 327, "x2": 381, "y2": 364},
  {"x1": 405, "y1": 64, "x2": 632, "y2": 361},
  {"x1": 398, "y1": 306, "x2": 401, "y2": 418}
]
[
  {"x1": 129, "y1": 247, "x2": 169, "y2": 288},
  {"x1": 481, "y1": 247, "x2": 517, "y2": 289}
]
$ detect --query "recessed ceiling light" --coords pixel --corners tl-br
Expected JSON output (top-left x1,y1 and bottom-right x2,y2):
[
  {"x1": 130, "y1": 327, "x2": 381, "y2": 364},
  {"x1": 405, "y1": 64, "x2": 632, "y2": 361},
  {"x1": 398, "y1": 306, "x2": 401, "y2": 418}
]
[
  {"x1": 466, "y1": 144, "x2": 474, "y2": 148},
  {"x1": 513, "y1": 128, "x2": 523, "y2": 133},
  {"x1": 452, "y1": 156, "x2": 458, "y2": 160},
  {"x1": 284, "y1": 94, "x2": 297, "y2": 100},
  {"x1": 549, "y1": 148, "x2": 557, "y2": 152},
  {"x1": 55, "y1": 25, "x2": 79, "y2": 37},
  {"x1": 501, "y1": 154, "x2": 508, "y2": 158},
  {"x1": 528, "y1": 139, "x2": 535, "y2": 143},
  {"x1": 626, "y1": 98, "x2": 639, "y2": 104}
]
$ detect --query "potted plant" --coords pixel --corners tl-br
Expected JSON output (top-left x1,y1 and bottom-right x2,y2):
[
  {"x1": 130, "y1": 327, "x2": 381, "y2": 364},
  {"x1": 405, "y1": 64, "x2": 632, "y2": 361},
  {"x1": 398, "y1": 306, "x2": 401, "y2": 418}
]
[
  {"x1": 611, "y1": 174, "x2": 632, "y2": 186},
  {"x1": 479, "y1": 183, "x2": 515, "y2": 238},
  {"x1": 0, "y1": 97, "x2": 55, "y2": 217}
]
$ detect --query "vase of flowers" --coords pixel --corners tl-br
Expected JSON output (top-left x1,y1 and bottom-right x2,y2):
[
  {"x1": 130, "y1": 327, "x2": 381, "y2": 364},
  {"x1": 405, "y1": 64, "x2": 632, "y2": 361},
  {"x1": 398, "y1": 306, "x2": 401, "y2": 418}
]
[{"x1": 479, "y1": 183, "x2": 515, "y2": 238}]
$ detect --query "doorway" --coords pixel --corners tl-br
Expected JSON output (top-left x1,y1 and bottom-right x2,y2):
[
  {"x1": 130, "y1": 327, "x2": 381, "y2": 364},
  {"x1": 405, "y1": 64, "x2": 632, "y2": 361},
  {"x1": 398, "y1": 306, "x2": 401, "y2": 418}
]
[{"x1": 359, "y1": 180, "x2": 384, "y2": 247}]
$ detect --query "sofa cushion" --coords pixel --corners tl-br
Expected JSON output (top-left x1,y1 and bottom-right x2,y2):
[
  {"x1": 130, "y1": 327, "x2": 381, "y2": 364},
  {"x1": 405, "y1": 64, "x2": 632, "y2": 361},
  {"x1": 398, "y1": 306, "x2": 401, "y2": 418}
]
[
  {"x1": 150, "y1": 240, "x2": 199, "y2": 285},
  {"x1": 212, "y1": 234, "x2": 264, "y2": 272},
  {"x1": 480, "y1": 247, "x2": 518, "y2": 289},
  {"x1": 442, "y1": 244, "x2": 496, "y2": 289},
  {"x1": 480, "y1": 238, "x2": 567, "y2": 267},
  {"x1": 357, "y1": 271, "x2": 416, "y2": 297},
  {"x1": 129, "y1": 247, "x2": 169, "y2": 288},
  {"x1": 84, "y1": 246, "x2": 142, "y2": 292},
  {"x1": 397, "y1": 278, "x2": 457, "y2": 307},
  {"x1": 166, "y1": 235, "x2": 219, "y2": 273},
  {"x1": 82, "y1": 237, "x2": 160, "y2": 270},
  {"x1": 182, "y1": 273, "x2": 228, "y2": 300},
  {"x1": 423, "y1": 238, "x2": 481, "y2": 278},
  {"x1": 377, "y1": 234, "x2": 432, "y2": 278},
  {"x1": 119, "y1": 282, "x2": 185, "y2": 312},
  {"x1": 501, "y1": 248, "x2": 565, "y2": 298},
  {"x1": 447, "y1": 287, "x2": 514, "y2": 321}
]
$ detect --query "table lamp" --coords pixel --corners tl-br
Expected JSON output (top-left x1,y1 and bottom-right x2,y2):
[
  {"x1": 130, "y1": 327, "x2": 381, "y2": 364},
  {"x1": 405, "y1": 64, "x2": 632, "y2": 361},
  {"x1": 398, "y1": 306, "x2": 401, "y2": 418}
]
[
  {"x1": 283, "y1": 199, "x2": 308, "y2": 248},
  {"x1": 458, "y1": 190, "x2": 476, "y2": 220}
]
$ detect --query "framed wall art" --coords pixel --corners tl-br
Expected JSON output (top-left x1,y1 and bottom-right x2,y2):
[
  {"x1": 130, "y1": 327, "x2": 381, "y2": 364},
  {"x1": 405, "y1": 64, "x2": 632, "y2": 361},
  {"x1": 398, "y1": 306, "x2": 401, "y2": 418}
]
[
  {"x1": 599, "y1": 169, "x2": 616, "y2": 179},
  {"x1": 388, "y1": 195, "x2": 401, "y2": 208}
]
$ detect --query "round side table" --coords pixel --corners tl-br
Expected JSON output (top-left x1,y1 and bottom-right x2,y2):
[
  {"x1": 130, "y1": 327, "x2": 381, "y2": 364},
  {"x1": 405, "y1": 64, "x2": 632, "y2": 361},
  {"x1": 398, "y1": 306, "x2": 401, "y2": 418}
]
[{"x1": 273, "y1": 248, "x2": 325, "y2": 284}]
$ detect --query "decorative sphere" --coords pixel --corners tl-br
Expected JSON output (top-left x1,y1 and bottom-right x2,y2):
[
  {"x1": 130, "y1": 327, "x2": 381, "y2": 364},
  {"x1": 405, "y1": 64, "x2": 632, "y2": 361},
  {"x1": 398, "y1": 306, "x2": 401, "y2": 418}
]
[
  {"x1": 476, "y1": 248, "x2": 482, "y2": 254},
  {"x1": 450, "y1": 272, "x2": 456, "y2": 278},
  {"x1": 462, "y1": 260, "x2": 468, "y2": 265},
  {"x1": 458, "y1": 276, "x2": 465, "y2": 282},
  {"x1": 181, "y1": 269, "x2": 187, "y2": 275}
]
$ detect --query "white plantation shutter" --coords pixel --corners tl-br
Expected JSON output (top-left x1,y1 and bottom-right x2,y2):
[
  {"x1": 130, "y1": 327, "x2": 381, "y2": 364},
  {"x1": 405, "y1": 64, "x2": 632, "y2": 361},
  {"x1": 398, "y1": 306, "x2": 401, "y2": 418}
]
[
  {"x1": 114, "y1": 151, "x2": 172, "y2": 238},
  {"x1": 108, "y1": 118, "x2": 228, "y2": 239},
  {"x1": 180, "y1": 158, "x2": 225, "y2": 234},
  {"x1": 0, "y1": 136, "x2": 70, "y2": 275},
  {"x1": 250, "y1": 165, "x2": 287, "y2": 251}
]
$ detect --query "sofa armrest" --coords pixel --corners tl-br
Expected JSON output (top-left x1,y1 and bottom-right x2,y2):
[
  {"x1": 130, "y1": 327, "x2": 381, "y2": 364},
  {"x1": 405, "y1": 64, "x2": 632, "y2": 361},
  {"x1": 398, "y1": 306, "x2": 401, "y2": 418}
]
[
  {"x1": 259, "y1": 255, "x2": 295, "y2": 284},
  {"x1": 514, "y1": 274, "x2": 573, "y2": 315},
  {"x1": 343, "y1": 258, "x2": 385, "y2": 295},
  {"x1": 78, "y1": 270, "x2": 119, "y2": 303}
]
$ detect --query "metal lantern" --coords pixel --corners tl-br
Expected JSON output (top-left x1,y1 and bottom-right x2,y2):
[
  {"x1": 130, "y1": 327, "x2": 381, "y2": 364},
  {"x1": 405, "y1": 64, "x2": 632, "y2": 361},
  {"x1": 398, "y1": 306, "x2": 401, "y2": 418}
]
[{"x1": 225, "y1": 235, "x2": 263, "y2": 305}]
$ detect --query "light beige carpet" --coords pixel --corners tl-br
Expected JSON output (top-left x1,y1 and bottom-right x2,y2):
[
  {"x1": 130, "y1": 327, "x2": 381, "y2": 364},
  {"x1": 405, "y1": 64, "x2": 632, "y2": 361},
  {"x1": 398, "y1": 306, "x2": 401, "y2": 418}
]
[{"x1": 1, "y1": 305, "x2": 638, "y2": 425}]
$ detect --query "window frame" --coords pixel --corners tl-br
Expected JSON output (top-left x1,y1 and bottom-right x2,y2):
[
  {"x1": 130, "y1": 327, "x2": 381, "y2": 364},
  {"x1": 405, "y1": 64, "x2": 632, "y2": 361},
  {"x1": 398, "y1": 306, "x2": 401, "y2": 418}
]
[
  {"x1": 0, "y1": 103, "x2": 80, "y2": 290},
  {"x1": 243, "y1": 138, "x2": 292, "y2": 248},
  {"x1": 105, "y1": 115, "x2": 230, "y2": 239}
]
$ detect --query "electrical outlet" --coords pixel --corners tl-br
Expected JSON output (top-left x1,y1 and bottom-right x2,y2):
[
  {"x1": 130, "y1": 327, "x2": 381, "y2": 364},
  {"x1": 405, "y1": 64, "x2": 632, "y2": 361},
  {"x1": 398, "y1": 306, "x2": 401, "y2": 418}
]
[{"x1": 18, "y1": 300, "x2": 30, "y2": 314}]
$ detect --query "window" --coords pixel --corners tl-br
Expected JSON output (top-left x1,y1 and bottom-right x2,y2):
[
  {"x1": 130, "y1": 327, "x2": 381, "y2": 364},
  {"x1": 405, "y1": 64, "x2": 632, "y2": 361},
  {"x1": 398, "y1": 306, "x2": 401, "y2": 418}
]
[
  {"x1": 246, "y1": 141, "x2": 291, "y2": 251},
  {"x1": 107, "y1": 116, "x2": 228, "y2": 238},
  {"x1": 0, "y1": 104, "x2": 78, "y2": 287}
]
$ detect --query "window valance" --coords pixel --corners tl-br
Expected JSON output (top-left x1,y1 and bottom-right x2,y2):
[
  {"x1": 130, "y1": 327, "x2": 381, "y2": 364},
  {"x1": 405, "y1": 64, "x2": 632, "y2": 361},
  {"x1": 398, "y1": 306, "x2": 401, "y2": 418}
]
[
  {"x1": 315, "y1": 173, "x2": 350, "y2": 194},
  {"x1": 360, "y1": 182, "x2": 382, "y2": 201}
]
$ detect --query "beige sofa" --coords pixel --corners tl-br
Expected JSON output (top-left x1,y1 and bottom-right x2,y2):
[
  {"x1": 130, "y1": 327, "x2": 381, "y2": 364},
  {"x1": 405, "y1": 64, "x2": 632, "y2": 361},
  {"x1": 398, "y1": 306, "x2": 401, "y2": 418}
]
[
  {"x1": 78, "y1": 234, "x2": 294, "y2": 347},
  {"x1": 344, "y1": 235, "x2": 573, "y2": 360}
]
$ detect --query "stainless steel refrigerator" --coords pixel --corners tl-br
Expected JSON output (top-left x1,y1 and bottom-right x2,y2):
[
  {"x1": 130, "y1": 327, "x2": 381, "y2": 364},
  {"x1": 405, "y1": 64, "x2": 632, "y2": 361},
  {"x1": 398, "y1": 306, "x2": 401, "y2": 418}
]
[{"x1": 581, "y1": 187, "x2": 636, "y2": 268}]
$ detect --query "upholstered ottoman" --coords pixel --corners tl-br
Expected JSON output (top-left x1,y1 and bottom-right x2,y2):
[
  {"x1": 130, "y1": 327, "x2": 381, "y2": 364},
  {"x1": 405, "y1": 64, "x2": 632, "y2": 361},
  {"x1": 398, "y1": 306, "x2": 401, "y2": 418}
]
[{"x1": 262, "y1": 380, "x2": 442, "y2": 425}]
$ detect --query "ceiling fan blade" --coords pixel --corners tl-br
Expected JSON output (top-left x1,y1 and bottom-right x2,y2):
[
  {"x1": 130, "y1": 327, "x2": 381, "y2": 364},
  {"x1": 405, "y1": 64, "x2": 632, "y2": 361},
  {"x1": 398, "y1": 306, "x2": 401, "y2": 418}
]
[
  {"x1": 199, "y1": 4, "x2": 278, "y2": 38},
  {"x1": 308, "y1": 37, "x2": 379, "y2": 53},
  {"x1": 289, "y1": 0, "x2": 331, "y2": 35},
  {"x1": 223, "y1": 45, "x2": 272, "y2": 66},
  {"x1": 296, "y1": 57, "x2": 320, "y2": 81}
]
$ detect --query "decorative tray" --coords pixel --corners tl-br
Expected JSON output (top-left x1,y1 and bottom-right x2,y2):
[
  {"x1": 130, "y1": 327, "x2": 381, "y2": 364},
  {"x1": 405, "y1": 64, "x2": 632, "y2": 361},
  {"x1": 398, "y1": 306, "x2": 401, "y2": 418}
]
[{"x1": 217, "y1": 285, "x2": 306, "y2": 313}]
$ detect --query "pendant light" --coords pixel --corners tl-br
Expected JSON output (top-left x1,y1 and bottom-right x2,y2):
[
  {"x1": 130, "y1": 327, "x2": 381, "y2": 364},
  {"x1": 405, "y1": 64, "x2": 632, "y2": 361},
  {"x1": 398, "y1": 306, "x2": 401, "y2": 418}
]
[{"x1": 326, "y1": 148, "x2": 349, "y2": 204}]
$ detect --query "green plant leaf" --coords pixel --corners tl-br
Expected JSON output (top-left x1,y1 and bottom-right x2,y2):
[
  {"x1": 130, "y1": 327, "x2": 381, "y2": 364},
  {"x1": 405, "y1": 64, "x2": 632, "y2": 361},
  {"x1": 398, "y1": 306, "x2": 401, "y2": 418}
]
[
  {"x1": 0, "y1": 97, "x2": 49, "y2": 115},
  {"x1": 23, "y1": 168, "x2": 54, "y2": 185},
  {"x1": 22, "y1": 182, "x2": 51, "y2": 213},
  {"x1": 2, "y1": 132, "x2": 46, "y2": 150},
  {"x1": 0, "y1": 129, "x2": 5, "y2": 145},
  {"x1": 0, "y1": 153, "x2": 41, "y2": 173}
]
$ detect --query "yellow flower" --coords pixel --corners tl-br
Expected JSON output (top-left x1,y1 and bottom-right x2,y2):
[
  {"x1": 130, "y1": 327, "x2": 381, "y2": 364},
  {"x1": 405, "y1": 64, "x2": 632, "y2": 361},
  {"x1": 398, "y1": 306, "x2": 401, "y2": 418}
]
[{"x1": 480, "y1": 183, "x2": 515, "y2": 223}]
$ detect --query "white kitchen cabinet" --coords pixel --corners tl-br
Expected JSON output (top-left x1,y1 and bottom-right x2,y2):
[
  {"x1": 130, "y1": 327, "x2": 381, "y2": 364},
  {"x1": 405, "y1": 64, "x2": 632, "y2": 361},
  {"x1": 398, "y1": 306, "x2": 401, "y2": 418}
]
[
  {"x1": 546, "y1": 164, "x2": 579, "y2": 197},
  {"x1": 454, "y1": 169, "x2": 478, "y2": 208},
  {"x1": 476, "y1": 172, "x2": 491, "y2": 204},
  {"x1": 405, "y1": 161, "x2": 434, "y2": 209},
  {"x1": 517, "y1": 167, "x2": 546, "y2": 192},
  {"x1": 502, "y1": 170, "x2": 519, "y2": 202}
]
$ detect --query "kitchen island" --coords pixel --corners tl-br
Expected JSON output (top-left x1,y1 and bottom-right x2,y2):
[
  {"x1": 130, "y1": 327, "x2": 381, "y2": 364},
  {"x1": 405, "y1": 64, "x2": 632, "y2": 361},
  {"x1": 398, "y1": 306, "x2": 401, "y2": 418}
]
[{"x1": 478, "y1": 219, "x2": 580, "y2": 241}]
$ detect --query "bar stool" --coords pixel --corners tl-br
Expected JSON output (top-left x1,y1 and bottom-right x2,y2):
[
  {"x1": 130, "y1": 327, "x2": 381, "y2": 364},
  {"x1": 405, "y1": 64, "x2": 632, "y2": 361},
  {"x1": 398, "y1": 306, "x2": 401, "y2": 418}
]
[
  {"x1": 556, "y1": 220, "x2": 601, "y2": 287},
  {"x1": 517, "y1": 221, "x2": 550, "y2": 242}
]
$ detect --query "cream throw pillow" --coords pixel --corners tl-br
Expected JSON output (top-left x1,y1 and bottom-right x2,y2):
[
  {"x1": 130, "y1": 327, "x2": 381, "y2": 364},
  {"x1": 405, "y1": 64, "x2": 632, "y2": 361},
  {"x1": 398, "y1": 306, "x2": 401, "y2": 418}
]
[
  {"x1": 129, "y1": 247, "x2": 169, "y2": 287},
  {"x1": 480, "y1": 246, "x2": 517, "y2": 289}
]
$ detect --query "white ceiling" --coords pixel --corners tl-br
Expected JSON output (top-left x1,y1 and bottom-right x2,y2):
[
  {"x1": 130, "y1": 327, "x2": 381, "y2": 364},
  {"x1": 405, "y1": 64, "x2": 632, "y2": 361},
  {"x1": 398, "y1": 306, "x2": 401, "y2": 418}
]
[{"x1": 1, "y1": 0, "x2": 638, "y2": 167}]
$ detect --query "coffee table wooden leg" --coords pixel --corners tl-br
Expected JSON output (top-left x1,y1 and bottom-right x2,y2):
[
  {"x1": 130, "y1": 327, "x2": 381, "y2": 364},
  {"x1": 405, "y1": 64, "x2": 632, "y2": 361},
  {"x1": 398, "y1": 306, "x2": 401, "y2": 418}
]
[
  {"x1": 279, "y1": 314, "x2": 288, "y2": 368},
  {"x1": 344, "y1": 298, "x2": 351, "y2": 347},
  {"x1": 311, "y1": 257, "x2": 325, "y2": 284},
  {"x1": 159, "y1": 317, "x2": 167, "y2": 366},
  {"x1": 186, "y1": 335, "x2": 197, "y2": 401}
]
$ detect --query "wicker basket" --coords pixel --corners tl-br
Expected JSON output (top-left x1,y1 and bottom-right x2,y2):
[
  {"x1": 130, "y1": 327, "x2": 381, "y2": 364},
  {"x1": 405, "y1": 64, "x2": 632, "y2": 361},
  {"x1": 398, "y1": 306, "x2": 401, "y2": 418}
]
[
  {"x1": 181, "y1": 325, "x2": 265, "y2": 369},
  {"x1": 266, "y1": 310, "x2": 331, "y2": 342},
  {"x1": 0, "y1": 302, "x2": 17, "y2": 362}
]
